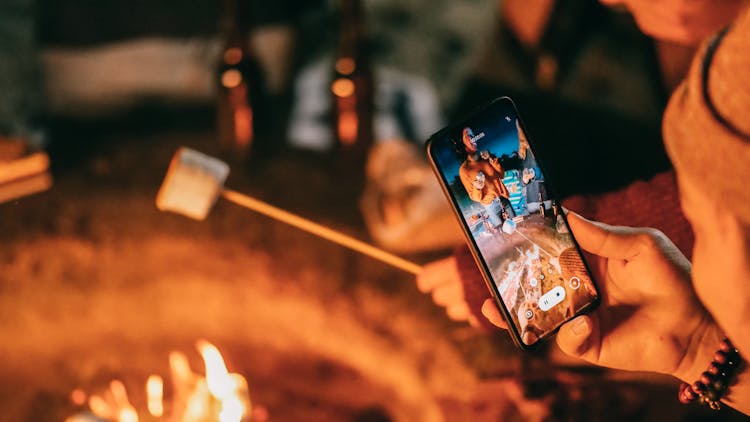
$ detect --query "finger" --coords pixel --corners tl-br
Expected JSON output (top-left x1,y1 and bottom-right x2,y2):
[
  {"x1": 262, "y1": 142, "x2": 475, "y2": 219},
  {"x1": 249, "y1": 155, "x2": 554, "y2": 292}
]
[
  {"x1": 446, "y1": 303, "x2": 471, "y2": 322},
  {"x1": 481, "y1": 298, "x2": 508, "y2": 329},
  {"x1": 502, "y1": 379, "x2": 525, "y2": 403},
  {"x1": 416, "y1": 257, "x2": 459, "y2": 292},
  {"x1": 432, "y1": 282, "x2": 464, "y2": 306},
  {"x1": 555, "y1": 314, "x2": 599, "y2": 362},
  {"x1": 467, "y1": 314, "x2": 481, "y2": 328},
  {"x1": 566, "y1": 212, "x2": 645, "y2": 260}
]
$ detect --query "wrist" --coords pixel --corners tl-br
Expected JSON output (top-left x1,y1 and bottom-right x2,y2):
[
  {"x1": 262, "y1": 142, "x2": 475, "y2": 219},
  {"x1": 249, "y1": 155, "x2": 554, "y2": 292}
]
[
  {"x1": 674, "y1": 321, "x2": 749, "y2": 414},
  {"x1": 673, "y1": 315, "x2": 723, "y2": 383}
]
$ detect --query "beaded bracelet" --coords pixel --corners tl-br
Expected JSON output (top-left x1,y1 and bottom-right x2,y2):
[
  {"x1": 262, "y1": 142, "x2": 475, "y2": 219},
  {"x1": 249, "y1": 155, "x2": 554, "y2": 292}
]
[{"x1": 678, "y1": 338, "x2": 743, "y2": 410}]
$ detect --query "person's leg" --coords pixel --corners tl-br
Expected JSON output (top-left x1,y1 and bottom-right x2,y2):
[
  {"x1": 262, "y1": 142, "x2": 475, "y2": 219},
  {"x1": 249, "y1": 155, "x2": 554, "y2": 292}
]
[
  {"x1": 484, "y1": 201, "x2": 503, "y2": 227},
  {"x1": 501, "y1": 196, "x2": 516, "y2": 219}
]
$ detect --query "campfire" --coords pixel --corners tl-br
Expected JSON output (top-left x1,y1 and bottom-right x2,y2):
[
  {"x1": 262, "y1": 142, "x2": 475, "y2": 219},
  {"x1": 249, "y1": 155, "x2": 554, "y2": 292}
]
[{"x1": 67, "y1": 340, "x2": 263, "y2": 422}]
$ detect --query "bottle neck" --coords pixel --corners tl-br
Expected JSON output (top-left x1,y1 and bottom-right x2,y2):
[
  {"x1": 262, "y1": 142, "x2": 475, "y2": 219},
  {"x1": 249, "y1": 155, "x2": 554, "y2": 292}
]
[
  {"x1": 336, "y1": 0, "x2": 368, "y2": 62},
  {"x1": 219, "y1": 0, "x2": 247, "y2": 49}
]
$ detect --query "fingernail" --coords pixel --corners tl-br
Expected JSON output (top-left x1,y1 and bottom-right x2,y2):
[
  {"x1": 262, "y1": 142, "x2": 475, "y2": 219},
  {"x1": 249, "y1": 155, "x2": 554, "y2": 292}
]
[{"x1": 571, "y1": 317, "x2": 590, "y2": 336}]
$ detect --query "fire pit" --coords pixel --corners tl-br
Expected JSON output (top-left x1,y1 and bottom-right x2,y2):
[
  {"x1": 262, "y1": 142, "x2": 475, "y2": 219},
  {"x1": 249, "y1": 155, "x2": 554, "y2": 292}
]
[{"x1": 0, "y1": 131, "x2": 485, "y2": 421}]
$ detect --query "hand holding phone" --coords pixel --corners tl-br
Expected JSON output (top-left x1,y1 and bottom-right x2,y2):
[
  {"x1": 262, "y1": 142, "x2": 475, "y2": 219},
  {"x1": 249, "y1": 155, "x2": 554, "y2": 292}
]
[
  {"x1": 426, "y1": 97, "x2": 600, "y2": 349},
  {"x1": 480, "y1": 212, "x2": 724, "y2": 394}
]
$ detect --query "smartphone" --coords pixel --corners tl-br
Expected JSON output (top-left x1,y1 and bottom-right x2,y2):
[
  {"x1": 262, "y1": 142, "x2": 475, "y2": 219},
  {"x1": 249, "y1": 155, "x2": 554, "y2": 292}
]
[{"x1": 426, "y1": 97, "x2": 599, "y2": 350}]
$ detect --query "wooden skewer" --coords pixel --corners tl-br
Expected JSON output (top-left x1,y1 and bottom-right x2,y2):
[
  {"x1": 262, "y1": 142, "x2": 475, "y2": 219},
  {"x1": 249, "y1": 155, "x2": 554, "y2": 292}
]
[{"x1": 221, "y1": 189, "x2": 423, "y2": 275}]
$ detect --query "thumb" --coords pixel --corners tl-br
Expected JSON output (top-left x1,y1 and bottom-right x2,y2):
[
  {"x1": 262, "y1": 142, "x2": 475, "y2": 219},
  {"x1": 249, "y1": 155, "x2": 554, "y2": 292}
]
[
  {"x1": 480, "y1": 298, "x2": 508, "y2": 330},
  {"x1": 566, "y1": 211, "x2": 645, "y2": 260},
  {"x1": 556, "y1": 314, "x2": 599, "y2": 362}
]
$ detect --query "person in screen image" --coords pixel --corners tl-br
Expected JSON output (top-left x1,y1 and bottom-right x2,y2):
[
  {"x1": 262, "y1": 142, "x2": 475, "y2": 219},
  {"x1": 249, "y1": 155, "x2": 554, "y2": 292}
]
[{"x1": 459, "y1": 127, "x2": 515, "y2": 228}]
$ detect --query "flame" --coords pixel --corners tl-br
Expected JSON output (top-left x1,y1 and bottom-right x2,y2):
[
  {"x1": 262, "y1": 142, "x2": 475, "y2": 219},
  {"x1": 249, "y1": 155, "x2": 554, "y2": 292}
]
[
  {"x1": 198, "y1": 341, "x2": 230, "y2": 397},
  {"x1": 169, "y1": 350, "x2": 192, "y2": 381},
  {"x1": 88, "y1": 395, "x2": 111, "y2": 419},
  {"x1": 146, "y1": 375, "x2": 164, "y2": 417},
  {"x1": 111, "y1": 380, "x2": 139, "y2": 422},
  {"x1": 76, "y1": 340, "x2": 252, "y2": 422},
  {"x1": 118, "y1": 408, "x2": 138, "y2": 422},
  {"x1": 197, "y1": 340, "x2": 250, "y2": 422},
  {"x1": 84, "y1": 380, "x2": 140, "y2": 422}
]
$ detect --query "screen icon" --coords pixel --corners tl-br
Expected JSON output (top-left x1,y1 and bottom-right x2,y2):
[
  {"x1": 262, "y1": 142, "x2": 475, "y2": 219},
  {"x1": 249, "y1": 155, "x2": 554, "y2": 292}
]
[
  {"x1": 538, "y1": 286, "x2": 566, "y2": 311},
  {"x1": 569, "y1": 277, "x2": 581, "y2": 290}
]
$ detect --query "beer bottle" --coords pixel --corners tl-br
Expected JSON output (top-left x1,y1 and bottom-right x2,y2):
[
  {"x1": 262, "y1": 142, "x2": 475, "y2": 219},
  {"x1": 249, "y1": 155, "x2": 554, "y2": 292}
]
[
  {"x1": 331, "y1": 0, "x2": 374, "y2": 160},
  {"x1": 216, "y1": 0, "x2": 266, "y2": 161}
]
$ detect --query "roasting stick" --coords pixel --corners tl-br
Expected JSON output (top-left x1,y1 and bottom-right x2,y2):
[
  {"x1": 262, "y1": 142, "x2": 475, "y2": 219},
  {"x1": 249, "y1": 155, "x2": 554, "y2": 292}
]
[
  {"x1": 156, "y1": 147, "x2": 423, "y2": 275},
  {"x1": 220, "y1": 189, "x2": 423, "y2": 275}
]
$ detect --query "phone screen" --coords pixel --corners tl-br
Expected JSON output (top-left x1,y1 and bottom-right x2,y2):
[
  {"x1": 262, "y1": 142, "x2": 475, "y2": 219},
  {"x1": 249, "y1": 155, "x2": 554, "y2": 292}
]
[{"x1": 428, "y1": 98, "x2": 598, "y2": 347}]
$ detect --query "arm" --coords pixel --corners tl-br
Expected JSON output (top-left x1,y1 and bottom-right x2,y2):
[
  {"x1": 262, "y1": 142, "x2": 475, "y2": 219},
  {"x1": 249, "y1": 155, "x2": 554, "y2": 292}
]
[
  {"x1": 672, "y1": 321, "x2": 750, "y2": 414},
  {"x1": 488, "y1": 156, "x2": 503, "y2": 174},
  {"x1": 557, "y1": 214, "x2": 750, "y2": 414}
]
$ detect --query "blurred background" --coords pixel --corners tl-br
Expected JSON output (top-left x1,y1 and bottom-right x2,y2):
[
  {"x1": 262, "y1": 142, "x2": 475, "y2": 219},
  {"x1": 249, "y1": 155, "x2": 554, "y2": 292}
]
[{"x1": 0, "y1": 0, "x2": 744, "y2": 421}]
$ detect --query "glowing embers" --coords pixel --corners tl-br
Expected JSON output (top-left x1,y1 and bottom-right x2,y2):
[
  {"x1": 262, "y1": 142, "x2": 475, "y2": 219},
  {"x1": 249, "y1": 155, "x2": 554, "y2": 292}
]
[{"x1": 67, "y1": 340, "x2": 258, "y2": 422}]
